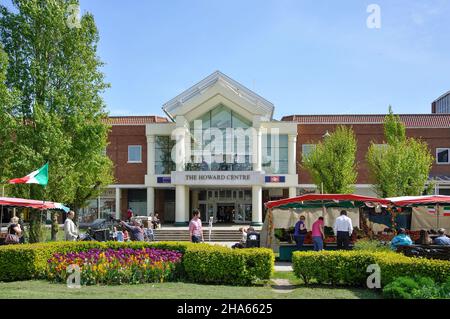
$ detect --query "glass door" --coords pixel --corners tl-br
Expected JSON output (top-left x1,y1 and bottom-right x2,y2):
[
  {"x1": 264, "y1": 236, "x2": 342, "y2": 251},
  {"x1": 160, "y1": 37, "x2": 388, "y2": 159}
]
[{"x1": 235, "y1": 203, "x2": 252, "y2": 223}]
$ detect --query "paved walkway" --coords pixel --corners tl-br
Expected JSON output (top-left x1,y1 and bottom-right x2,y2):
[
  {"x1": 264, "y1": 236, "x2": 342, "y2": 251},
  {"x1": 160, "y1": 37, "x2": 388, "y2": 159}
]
[
  {"x1": 271, "y1": 279, "x2": 295, "y2": 293},
  {"x1": 274, "y1": 261, "x2": 293, "y2": 272}
]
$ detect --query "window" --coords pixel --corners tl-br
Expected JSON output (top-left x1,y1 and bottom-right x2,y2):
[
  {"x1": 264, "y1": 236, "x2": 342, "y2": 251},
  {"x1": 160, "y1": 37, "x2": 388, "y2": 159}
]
[
  {"x1": 128, "y1": 145, "x2": 142, "y2": 163},
  {"x1": 302, "y1": 144, "x2": 316, "y2": 160},
  {"x1": 436, "y1": 148, "x2": 450, "y2": 164},
  {"x1": 189, "y1": 105, "x2": 253, "y2": 171},
  {"x1": 155, "y1": 136, "x2": 176, "y2": 174},
  {"x1": 262, "y1": 134, "x2": 288, "y2": 174}
]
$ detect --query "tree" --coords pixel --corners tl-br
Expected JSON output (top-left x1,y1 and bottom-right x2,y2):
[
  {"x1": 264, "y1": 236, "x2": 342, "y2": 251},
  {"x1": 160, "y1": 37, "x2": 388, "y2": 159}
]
[
  {"x1": 0, "y1": 0, "x2": 113, "y2": 239},
  {"x1": 302, "y1": 125, "x2": 358, "y2": 194},
  {"x1": 0, "y1": 46, "x2": 19, "y2": 189},
  {"x1": 366, "y1": 107, "x2": 433, "y2": 197}
]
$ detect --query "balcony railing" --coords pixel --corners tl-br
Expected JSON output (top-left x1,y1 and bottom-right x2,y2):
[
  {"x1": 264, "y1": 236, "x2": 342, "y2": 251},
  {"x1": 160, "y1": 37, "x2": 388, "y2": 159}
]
[{"x1": 184, "y1": 162, "x2": 253, "y2": 172}]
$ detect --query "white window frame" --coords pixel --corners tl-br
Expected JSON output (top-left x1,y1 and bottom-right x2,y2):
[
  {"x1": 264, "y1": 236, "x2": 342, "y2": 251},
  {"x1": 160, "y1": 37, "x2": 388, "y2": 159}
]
[
  {"x1": 436, "y1": 148, "x2": 450, "y2": 165},
  {"x1": 128, "y1": 145, "x2": 142, "y2": 163}
]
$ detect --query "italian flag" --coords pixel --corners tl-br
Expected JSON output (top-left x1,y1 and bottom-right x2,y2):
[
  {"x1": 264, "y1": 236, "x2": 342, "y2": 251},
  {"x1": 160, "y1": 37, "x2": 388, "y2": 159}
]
[
  {"x1": 8, "y1": 163, "x2": 49, "y2": 186},
  {"x1": 442, "y1": 207, "x2": 450, "y2": 217}
]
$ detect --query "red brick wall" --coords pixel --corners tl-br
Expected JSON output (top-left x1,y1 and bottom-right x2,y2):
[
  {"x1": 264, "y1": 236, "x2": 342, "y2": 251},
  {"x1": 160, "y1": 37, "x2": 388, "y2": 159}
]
[
  {"x1": 296, "y1": 124, "x2": 450, "y2": 184},
  {"x1": 107, "y1": 125, "x2": 147, "y2": 185}
]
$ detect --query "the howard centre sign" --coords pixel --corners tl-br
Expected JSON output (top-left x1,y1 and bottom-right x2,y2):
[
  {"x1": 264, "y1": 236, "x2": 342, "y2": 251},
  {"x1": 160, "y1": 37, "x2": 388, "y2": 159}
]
[{"x1": 171, "y1": 171, "x2": 264, "y2": 186}]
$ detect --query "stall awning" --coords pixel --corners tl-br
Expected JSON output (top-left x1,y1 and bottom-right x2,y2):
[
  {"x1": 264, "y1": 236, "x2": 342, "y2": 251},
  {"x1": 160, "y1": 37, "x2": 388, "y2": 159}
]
[
  {"x1": 0, "y1": 197, "x2": 70, "y2": 212},
  {"x1": 387, "y1": 195, "x2": 450, "y2": 207},
  {"x1": 265, "y1": 194, "x2": 391, "y2": 210}
]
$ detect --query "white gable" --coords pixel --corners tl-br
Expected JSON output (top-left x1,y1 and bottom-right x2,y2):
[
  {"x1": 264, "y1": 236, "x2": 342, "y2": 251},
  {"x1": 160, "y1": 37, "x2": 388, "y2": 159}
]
[{"x1": 162, "y1": 71, "x2": 274, "y2": 122}]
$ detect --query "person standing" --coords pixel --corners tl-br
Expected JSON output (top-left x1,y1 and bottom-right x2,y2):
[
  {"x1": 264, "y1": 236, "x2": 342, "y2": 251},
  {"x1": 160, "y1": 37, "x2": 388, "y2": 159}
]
[
  {"x1": 119, "y1": 219, "x2": 144, "y2": 241},
  {"x1": 311, "y1": 217, "x2": 325, "y2": 251},
  {"x1": 189, "y1": 209, "x2": 204, "y2": 243},
  {"x1": 334, "y1": 210, "x2": 353, "y2": 250},
  {"x1": 64, "y1": 211, "x2": 79, "y2": 241},
  {"x1": 293, "y1": 215, "x2": 307, "y2": 250},
  {"x1": 126, "y1": 208, "x2": 134, "y2": 221}
]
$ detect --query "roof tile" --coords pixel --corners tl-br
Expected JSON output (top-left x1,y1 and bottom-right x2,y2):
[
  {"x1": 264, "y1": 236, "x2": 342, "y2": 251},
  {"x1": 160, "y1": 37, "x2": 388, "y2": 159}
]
[
  {"x1": 281, "y1": 114, "x2": 450, "y2": 128},
  {"x1": 103, "y1": 116, "x2": 169, "y2": 125}
]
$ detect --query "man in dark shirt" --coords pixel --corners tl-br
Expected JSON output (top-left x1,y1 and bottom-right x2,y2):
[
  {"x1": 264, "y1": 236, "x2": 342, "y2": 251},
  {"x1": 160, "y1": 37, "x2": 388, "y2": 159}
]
[
  {"x1": 120, "y1": 219, "x2": 144, "y2": 241},
  {"x1": 246, "y1": 227, "x2": 260, "y2": 248}
]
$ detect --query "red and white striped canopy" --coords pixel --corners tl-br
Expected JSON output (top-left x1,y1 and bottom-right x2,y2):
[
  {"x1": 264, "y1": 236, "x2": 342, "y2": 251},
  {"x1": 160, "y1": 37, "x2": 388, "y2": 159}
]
[{"x1": 387, "y1": 195, "x2": 450, "y2": 206}]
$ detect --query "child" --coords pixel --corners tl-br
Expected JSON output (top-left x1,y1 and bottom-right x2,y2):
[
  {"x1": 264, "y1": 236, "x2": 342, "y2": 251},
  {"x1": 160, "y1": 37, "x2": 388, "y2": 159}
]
[{"x1": 123, "y1": 230, "x2": 130, "y2": 242}]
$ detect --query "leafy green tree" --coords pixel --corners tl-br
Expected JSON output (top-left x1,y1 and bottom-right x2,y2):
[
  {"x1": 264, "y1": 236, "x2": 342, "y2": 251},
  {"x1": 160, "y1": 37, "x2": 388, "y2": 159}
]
[
  {"x1": 0, "y1": 46, "x2": 19, "y2": 190},
  {"x1": 302, "y1": 125, "x2": 358, "y2": 193},
  {"x1": 366, "y1": 107, "x2": 433, "y2": 197},
  {"x1": 0, "y1": 0, "x2": 113, "y2": 240}
]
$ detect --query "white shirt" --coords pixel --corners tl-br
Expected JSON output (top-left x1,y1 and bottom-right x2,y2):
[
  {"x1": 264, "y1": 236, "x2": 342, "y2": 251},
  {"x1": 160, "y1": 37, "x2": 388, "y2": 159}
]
[
  {"x1": 334, "y1": 215, "x2": 353, "y2": 235},
  {"x1": 64, "y1": 218, "x2": 78, "y2": 241}
]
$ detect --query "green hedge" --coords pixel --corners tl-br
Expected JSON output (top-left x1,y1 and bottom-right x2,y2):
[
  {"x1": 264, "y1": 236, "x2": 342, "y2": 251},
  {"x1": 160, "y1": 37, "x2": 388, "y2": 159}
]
[
  {"x1": 292, "y1": 251, "x2": 450, "y2": 286},
  {"x1": 0, "y1": 241, "x2": 274, "y2": 286},
  {"x1": 0, "y1": 241, "x2": 194, "y2": 282},
  {"x1": 183, "y1": 245, "x2": 274, "y2": 285}
]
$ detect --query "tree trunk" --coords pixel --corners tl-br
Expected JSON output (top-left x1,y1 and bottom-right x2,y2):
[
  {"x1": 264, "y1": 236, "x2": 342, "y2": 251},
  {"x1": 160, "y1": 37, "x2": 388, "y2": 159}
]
[
  {"x1": 29, "y1": 210, "x2": 44, "y2": 243},
  {"x1": 51, "y1": 211, "x2": 59, "y2": 241}
]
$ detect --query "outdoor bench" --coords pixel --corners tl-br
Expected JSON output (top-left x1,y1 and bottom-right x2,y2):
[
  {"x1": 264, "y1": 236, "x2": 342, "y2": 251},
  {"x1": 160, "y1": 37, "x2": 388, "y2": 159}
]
[{"x1": 397, "y1": 245, "x2": 450, "y2": 261}]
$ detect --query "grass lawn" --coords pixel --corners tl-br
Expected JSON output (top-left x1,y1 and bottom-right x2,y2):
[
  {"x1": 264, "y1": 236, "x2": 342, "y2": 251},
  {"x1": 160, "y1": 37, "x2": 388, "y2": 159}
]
[{"x1": 0, "y1": 272, "x2": 381, "y2": 299}]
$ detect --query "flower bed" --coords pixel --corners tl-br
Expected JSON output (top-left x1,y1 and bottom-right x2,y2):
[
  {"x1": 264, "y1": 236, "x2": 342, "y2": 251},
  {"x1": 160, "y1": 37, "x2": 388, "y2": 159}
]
[{"x1": 46, "y1": 248, "x2": 183, "y2": 285}]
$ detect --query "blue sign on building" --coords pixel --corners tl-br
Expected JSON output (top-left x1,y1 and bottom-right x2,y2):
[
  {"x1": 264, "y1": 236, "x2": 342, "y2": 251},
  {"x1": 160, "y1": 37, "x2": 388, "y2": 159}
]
[
  {"x1": 157, "y1": 176, "x2": 171, "y2": 184},
  {"x1": 265, "y1": 176, "x2": 285, "y2": 183}
]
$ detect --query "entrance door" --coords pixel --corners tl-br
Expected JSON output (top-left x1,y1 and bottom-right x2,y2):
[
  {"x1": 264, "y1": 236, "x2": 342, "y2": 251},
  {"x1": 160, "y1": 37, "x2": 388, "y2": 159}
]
[
  {"x1": 235, "y1": 203, "x2": 252, "y2": 223},
  {"x1": 199, "y1": 203, "x2": 215, "y2": 223},
  {"x1": 217, "y1": 203, "x2": 235, "y2": 223}
]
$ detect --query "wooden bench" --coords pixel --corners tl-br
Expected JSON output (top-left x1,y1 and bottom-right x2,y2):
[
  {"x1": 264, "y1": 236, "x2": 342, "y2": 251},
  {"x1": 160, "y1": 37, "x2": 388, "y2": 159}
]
[{"x1": 397, "y1": 245, "x2": 450, "y2": 261}]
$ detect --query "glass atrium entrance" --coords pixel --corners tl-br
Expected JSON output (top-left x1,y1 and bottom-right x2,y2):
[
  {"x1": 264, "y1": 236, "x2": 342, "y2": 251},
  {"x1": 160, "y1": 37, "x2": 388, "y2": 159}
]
[{"x1": 193, "y1": 189, "x2": 252, "y2": 224}]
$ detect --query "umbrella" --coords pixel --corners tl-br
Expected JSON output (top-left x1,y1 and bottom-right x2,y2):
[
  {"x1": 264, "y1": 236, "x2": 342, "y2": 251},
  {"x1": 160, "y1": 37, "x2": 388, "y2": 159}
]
[{"x1": 0, "y1": 197, "x2": 70, "y2": 212}]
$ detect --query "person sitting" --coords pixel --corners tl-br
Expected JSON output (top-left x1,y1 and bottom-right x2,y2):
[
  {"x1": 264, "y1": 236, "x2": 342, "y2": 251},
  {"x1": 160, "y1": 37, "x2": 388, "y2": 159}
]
[
  {"x1": 112, "y1": 226, "x2": 124, "y2": 242},
  {"x1": 433, "y1": 228, "x2": 450, "y2": 246},
  {"x1": 123, "y1": 230, "x2": 130, "y2": 242},
  {"x1": 144, "y1": 227, "x2": 155, "y2": 241},
  {"x1": 5, "y1": 217, "x2": 22, "y2": 245},
  {"x1": 415, "y1": 229, "x2": 432, "y2": 245},
  {"x1": 232, "y1": 227, "x2": 247, "y2": 249},
  {"x1": 390, "y1": 228, "x2": 413, "y2": 250},
  {"x1": 152, "y1": 213, "x2": 161, "y2": 229},
  {"x1": 246, "y1": 227, "x2": 260, "y2": 248}
]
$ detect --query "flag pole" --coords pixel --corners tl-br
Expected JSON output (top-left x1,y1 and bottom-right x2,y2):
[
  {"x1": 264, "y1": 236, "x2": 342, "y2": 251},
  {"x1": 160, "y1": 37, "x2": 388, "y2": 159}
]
[{"x1": 1, "y1": 184, "x2": 4, "y2": 233}]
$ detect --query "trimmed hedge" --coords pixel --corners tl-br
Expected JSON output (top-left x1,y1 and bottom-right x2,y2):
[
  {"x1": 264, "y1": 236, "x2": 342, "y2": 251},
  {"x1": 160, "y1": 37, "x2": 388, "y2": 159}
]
[
  {"x1": 183, "y1": 245, "x2": 274, "y2": 286},
  {"x1": 0, "y1": 241, "x2": 194, "y2": 282},
  {"x1": 292, "y1": 250, "x2": 450, "y2": 286},
  {"x1": 0, "y1": 241, "x2": 274, "y2": 286}
]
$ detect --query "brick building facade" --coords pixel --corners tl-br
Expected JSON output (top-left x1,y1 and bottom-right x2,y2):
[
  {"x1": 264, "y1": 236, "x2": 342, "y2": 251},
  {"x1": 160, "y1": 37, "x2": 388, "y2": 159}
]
[{"x1": 78, "y1": 73, "x2": 450, "y2": 224}]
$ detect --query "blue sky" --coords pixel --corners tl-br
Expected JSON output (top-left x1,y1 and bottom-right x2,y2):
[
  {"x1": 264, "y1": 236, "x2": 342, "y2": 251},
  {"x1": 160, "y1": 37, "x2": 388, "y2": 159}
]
[{"x1": 6, "y1": 0, "x2": 450, "y2": 119}]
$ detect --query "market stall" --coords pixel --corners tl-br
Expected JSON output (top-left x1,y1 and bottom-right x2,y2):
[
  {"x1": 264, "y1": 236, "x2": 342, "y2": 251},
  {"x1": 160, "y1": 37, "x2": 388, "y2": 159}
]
[
  {"x1": 388, "y1": 195, "x2": 450, "y2": 231},
  {"x1": 0, "y1": 196, "x2": 70, "y2": 243},
  {"x1": 261, "y1": 194, "x2": 390, "y2": 256}
]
